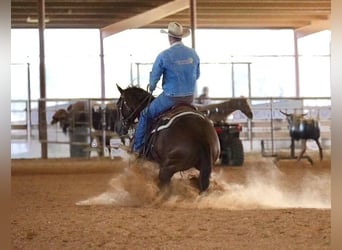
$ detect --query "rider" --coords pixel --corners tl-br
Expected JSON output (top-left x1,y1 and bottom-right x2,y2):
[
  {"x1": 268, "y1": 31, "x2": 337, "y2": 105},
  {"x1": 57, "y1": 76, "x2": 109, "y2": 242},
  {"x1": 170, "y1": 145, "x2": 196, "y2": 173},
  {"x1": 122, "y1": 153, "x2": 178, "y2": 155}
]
[
  {"x1": 132, "y1": 21, "x2": 201, "y2": 154},
  {"x1": 197, "y1": 86, "x2": 210, "y2": 105}
]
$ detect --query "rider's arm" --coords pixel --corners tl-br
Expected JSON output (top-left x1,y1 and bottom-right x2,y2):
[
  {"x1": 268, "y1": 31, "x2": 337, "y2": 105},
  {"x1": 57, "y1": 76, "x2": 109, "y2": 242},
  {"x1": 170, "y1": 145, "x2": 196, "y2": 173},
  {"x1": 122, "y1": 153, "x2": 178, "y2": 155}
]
[{"x1": 149, "y1": 53, "x2": 164, "y2": 92}]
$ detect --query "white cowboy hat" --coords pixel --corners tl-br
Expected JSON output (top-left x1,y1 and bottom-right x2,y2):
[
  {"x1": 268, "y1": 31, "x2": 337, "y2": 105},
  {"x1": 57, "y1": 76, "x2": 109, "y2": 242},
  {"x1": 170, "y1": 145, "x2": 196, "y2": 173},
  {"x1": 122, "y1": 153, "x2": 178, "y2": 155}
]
[{"x1": 160, "y1": 22, "x2": 190, "y2": 38}]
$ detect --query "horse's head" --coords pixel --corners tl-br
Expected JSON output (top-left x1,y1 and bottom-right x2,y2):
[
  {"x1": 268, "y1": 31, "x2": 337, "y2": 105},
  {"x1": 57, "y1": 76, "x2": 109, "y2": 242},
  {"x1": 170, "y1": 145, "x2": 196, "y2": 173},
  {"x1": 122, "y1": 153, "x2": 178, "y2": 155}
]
[
  {"x1": 116, "y1": 84, "x2": 153, "y2": 135},
  {"x1": 197, "y1": 97, "x2": 253, "y2": 122},
  {"x1": 280, "y1": 110, "x2": 307, "y2": 124},
  {"x1": 51, "y1": 109, "x2": 70, "y2": 134},
  {"x1": 236, "y1": 98, "x2": 253, "y2": 119}
]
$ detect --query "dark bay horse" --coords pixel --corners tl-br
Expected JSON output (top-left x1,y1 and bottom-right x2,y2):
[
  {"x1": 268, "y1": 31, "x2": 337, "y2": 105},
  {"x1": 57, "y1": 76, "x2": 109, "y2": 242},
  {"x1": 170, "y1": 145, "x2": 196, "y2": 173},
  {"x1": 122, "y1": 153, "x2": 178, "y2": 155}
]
[{"x1": 116, "y1": 85, "x2": 221, "y2": 193}]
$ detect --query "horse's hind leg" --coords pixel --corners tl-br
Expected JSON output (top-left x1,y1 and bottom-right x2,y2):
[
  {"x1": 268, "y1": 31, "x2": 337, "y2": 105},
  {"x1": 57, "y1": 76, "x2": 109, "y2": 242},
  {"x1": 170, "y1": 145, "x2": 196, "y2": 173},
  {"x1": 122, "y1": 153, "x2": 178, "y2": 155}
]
[
  {"x1": 199, "y1": 164, "x2": 211, "y2": 192},
  {"x1": 297, "y1": 139, "x2": 307, "y2": 162},
  {"x1": 197, "y1": 149, "x2": 212, "y2": 192}
]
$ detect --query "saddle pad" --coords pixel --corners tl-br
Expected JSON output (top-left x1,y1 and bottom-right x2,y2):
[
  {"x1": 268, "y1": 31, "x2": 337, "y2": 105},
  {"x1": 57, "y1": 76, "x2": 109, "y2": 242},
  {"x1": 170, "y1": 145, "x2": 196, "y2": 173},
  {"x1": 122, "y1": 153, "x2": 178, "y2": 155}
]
[
  {"x1": 151, "y1": 111, "x2": 204, "y2": 133},
  {"x1": 160, "y1": 104, "x2": 197, "y2": 120}
]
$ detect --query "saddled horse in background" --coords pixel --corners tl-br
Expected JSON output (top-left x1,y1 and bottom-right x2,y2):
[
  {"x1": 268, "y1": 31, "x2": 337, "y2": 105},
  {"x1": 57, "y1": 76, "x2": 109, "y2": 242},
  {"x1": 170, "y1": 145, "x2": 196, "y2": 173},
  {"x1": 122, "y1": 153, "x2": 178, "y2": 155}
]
[
  {"x1": 116, "y1": 85, "x2": 220, "y2": 193},
  {"x1": 196, "y1": 97, "x2": 254, "y2": 122}
]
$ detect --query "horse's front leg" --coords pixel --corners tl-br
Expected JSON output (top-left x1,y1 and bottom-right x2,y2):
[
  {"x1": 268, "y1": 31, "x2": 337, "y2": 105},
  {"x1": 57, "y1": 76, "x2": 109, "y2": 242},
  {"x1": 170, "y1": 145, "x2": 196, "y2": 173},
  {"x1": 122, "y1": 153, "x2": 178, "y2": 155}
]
[{"x1": 315, "y1": 138, "x2": 324, "y2": 161}]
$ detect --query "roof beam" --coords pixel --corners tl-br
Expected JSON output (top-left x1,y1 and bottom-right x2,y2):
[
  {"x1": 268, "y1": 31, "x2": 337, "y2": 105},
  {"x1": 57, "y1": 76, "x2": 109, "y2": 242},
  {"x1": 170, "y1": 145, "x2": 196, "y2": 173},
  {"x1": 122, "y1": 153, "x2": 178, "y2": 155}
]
[
  {"x1": 147, "y1": 19, "x2": 311, "y2": 29},
  {"x1": 101, "y1": 0, "x2": 189, "y2": 38},
  {"x1": 295, "y1": 18, "x2": 331, "y2": 38}
]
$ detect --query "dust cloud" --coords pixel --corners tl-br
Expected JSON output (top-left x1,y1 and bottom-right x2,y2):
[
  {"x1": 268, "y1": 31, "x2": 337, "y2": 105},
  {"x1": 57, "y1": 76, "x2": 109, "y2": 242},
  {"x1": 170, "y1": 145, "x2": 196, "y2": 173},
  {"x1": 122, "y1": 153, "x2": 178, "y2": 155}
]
[{"x1": 76, "y1": 159, "x2": 330, "y2": 210}]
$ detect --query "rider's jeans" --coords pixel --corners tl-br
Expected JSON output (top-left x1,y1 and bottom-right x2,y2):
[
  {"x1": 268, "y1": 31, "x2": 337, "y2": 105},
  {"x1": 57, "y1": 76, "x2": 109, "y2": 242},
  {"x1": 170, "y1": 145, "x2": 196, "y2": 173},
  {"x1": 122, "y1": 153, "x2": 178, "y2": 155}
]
[{"x1": 133, "y1": 92, "x2": 193, "y2": 152}]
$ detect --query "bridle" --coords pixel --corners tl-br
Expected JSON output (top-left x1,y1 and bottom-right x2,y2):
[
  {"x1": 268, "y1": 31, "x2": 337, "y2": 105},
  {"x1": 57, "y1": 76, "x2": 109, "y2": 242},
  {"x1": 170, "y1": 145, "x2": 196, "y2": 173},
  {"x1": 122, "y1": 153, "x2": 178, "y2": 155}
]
[{"x1": 117, "y1": 93, "x2": 152, "y2": 130}]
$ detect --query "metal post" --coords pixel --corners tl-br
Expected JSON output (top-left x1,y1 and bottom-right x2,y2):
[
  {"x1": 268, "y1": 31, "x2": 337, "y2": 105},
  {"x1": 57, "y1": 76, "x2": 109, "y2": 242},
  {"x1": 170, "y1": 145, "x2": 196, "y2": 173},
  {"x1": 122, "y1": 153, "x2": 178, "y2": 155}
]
[
  {"x1": 247, "y1": 63, "x2": 252, "y2": 151},
  {"x1": 190, "y1": 0, "x2": 197, "y2": 49},
  {"x1": 27, "y1": 62, "x2": 32, "y2": 139},
  {"x1": 38, "y1": 0, "x2": 48, "y2": 158},
  {"x1": 294, "y1": 31, "x2": 300, "y2": 97},
  {"x1": 270, "y1": 98, "x2": 275, "y2": 155},
  {"x1": 99, "y1": 31, "x2": 107, "y2": 156},
  {"x1": 130, "y1": 54, "x2": 133, "y2": 85},
  {"x1": 136, "y1": 63, "x2": 140, "y2": 87},
  {"x1": 231, "y1": 63, "x2": 235, "y2": 97},
  {"x1": 247, "y1": 63, "x2": 252, "y2": 98}
]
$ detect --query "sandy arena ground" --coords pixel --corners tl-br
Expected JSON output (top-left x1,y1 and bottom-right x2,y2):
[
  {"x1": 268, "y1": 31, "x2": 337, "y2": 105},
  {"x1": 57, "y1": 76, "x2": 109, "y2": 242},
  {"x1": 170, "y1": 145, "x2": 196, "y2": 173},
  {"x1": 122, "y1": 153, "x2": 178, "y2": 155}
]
[{"x1": 11, "y1": 152, "x2": 331, "y2": 249}]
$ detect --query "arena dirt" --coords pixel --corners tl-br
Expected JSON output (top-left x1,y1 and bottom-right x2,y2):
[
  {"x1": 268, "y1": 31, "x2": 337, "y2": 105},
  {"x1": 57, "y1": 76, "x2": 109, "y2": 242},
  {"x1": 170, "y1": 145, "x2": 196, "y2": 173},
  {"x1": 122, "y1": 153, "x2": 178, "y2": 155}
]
[{"x1": 11, "y1": 152, "x2": 331, "y2": 249}]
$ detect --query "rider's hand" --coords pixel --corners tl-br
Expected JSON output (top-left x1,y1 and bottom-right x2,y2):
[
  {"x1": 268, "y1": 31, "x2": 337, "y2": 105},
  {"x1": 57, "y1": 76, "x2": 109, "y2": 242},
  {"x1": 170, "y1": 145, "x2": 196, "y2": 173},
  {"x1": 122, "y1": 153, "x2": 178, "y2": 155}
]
[{"x1": 147, "y1": 84, "x2": 153, "y2": 94}]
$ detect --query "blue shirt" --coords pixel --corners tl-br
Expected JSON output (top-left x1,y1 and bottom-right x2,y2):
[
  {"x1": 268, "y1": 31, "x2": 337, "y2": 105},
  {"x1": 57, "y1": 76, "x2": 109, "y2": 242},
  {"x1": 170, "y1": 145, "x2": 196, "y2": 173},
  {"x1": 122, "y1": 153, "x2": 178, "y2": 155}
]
[{"x1": 149, "y1": 42, "x2": 200, "y2": 97}]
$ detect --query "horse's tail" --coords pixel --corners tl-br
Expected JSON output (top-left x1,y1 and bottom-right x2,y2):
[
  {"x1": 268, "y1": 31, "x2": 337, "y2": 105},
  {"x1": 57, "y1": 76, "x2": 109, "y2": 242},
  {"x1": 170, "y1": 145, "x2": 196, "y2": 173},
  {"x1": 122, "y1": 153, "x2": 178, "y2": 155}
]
[{"x1": 198, "y1": 143, "x2": 213, "y2": 192}]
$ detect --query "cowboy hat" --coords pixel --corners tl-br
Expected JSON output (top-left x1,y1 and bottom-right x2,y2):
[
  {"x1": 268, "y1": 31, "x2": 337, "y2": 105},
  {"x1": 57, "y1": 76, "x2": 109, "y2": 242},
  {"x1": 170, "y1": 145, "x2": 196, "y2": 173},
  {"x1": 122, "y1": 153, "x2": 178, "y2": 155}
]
[{"x1": 160, "y1": 22, "x2": 190, "y2": 38}]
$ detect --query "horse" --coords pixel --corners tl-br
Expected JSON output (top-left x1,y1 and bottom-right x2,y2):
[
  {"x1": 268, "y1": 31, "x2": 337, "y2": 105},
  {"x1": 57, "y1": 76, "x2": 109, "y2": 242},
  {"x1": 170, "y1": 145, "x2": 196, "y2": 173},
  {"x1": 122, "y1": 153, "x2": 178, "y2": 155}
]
[
  {"x1": 196, "y1": 97, "x2": 254, "y2": 122},
  {"x1": 51, "y1": 101, "x2": 89, "y2": 134},
  {"x1": 51, "y1": 108, "x2": 70, "y2": 133},
  {"x1": 50, "y1": 101, "x2": 90, "y2": 158},
  {"x1": 51, "y1": 101, "x2": 127, "y2": 157},
  {"x1": 116, "y1": 85, "x2": 221, "y2": 193},
  {"x1": 280, "y1": 110, "x2": 323, "y2": 164},
  {"x1": 91, "y1": 102, "x2": 130, "y2": 146}
]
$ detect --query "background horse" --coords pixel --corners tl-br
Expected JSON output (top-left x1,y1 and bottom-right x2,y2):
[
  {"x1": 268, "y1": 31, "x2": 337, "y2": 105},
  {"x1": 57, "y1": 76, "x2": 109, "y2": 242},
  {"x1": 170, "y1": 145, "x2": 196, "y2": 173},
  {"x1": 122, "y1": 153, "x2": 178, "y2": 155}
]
[
  {"x1": 196, "y1": 97, "x2": 254, "y2": 122},
  {"x1": 51, "y1": 101, "x2": 89, "y2": 134},
  {"x1": 51, "y1": 101, "x2": 126, "y2": 157},
  {"x1": 51, "y1": 101, "x2": 90, "y2": 157},
  {"x1": 91, "y1": 102, "x2": 130, "y2": 146},
  {"x1": 116, "y1": 85, "x2": 220, "y2": 193}
]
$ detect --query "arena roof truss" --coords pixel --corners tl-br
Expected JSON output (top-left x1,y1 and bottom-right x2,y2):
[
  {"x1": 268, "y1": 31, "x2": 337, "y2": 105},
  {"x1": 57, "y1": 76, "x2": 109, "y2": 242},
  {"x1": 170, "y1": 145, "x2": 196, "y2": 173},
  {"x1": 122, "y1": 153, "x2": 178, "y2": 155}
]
[{"x1": 12, "y1": 0, "x2": 331, "y2": 37}]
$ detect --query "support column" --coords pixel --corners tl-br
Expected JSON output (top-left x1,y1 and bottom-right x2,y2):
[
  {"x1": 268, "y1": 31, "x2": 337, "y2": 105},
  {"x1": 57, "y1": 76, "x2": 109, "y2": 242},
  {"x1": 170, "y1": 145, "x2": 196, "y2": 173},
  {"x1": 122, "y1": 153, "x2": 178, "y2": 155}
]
[
  {"x1": 294, "y1": 31, "x2": 300, "y2": 97},
  {"x1": 100, "y1": 31, "x2": 107, "y2": 156},
  {"x1": 38, "y1": 0, "x2": 47, "y2": 158},
  {"x1": 190, "y1": 0, "x2": 197, "y2": 49}
]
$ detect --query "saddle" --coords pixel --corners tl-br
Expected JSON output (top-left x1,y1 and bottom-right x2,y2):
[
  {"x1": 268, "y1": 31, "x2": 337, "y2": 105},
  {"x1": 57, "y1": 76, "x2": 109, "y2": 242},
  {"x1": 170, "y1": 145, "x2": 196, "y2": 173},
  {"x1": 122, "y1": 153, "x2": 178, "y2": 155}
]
[{"x1": 141, "y1": 103, "x2": 204, "y2": 157}]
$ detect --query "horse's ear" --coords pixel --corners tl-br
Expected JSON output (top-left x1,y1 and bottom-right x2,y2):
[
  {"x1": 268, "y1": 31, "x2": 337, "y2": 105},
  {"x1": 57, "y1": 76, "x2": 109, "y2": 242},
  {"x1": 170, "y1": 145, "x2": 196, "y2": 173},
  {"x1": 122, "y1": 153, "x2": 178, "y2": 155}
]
[{"x1": 116, "y1": 84, "x2": 124, "y2": 94}]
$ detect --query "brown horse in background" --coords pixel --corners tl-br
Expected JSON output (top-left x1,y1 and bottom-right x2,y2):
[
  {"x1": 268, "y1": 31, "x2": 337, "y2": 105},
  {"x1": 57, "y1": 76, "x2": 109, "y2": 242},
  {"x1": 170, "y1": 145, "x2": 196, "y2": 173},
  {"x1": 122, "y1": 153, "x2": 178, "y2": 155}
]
[
  {"x1": 50, "y1": 101, "x2": 89, "y2": 134},
  {"x1": 196, "y1": 97, "x2": 254, "y2": 122},
  {"x1": 51, "y1": 101, "x2": 127, "y2": 156},
  {"x1": 116, "y1": 85, "x2": 220, "y2": 193},
  {"x1": 50, "y1": 101, "x2": 90, "y2": 158}
]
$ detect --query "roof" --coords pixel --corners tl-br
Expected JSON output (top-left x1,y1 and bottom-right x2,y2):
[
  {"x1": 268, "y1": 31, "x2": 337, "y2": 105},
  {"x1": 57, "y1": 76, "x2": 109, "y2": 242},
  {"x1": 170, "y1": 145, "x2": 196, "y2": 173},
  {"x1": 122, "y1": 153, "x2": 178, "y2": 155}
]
[{"x1": 12, "y1": 0, "x2": 331, "y2": 38}]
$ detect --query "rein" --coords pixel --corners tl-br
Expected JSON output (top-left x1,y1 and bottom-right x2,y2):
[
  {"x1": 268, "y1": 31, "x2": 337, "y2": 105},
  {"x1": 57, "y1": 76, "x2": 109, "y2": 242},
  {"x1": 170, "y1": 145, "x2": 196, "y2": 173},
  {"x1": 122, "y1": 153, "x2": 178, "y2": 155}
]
[{"x1": 120, "y1": 93, "x2": 152, "y2": 127}]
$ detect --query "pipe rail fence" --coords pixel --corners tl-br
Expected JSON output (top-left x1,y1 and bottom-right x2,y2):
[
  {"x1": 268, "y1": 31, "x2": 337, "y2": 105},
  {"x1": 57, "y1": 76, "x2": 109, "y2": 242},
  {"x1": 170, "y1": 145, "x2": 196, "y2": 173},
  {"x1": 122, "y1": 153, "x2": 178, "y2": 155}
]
[{"x1": 11, "y1": 97, "x2": 331, "y2": 159}]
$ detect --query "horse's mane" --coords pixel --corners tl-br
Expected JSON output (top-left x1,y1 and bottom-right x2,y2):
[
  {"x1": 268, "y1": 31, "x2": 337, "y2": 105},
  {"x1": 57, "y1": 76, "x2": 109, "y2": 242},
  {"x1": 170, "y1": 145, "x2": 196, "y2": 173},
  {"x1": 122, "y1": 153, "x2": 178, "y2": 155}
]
[{"x1": 124, "y1": 86, "x2": 153, "y2": 102}]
